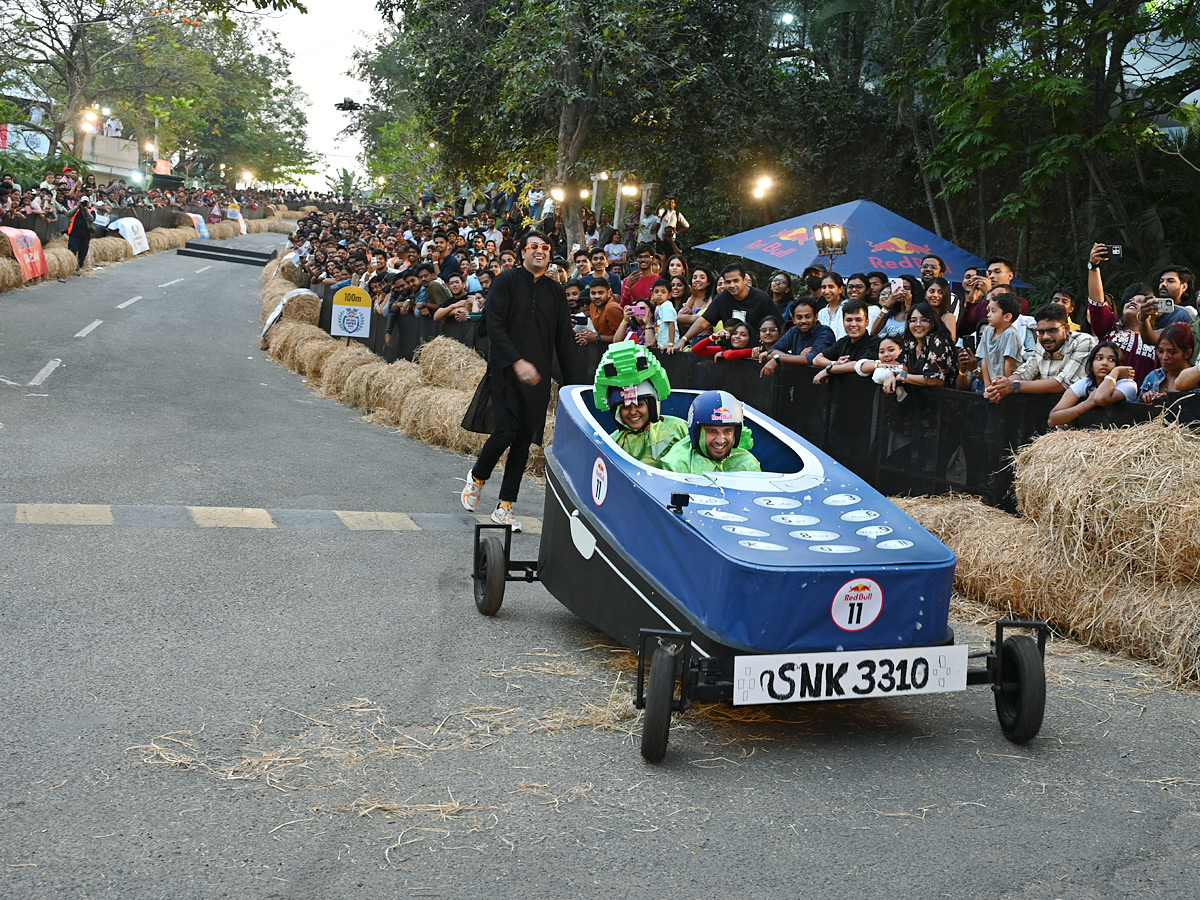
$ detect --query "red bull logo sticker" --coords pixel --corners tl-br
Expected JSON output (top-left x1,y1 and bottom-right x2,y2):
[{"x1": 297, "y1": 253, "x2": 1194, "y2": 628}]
[
  {"x1": 591, "y1": 457, "x2": 608, "y2": 506},
  {"x1": 832, "y1": 578, "x2": 883, "y2": 631},
  {"x1": 619, "y1": 385, "x2": 639, "y2": 406},
  {"x1": 711, "y1": 406, "x2": 735, "y2": 422}
]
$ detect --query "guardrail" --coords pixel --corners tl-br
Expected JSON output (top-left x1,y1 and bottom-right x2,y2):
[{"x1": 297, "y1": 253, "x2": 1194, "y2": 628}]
[{"x1": 297, "y1": 277, "x2": 1192, "y2": 510}]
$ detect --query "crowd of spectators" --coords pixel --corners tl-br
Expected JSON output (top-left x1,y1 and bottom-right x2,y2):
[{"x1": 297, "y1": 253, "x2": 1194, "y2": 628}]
[
  {"x1": 283, "y1": 199, "x2": 1200, "y2": 426},
  {"x1": 0, "y1": 167, "x2": 299, "y2": 235}
]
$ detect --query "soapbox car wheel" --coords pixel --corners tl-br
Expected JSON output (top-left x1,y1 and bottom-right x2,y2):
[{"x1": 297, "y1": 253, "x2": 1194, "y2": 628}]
[
  {"x1": 994, "y1": 634, "x2": 1045, "y2": 743},
  {"x1": 641, "y1": 644, "x2": 677, "y2": 763},
  {"x1": 474, "y1": 533, "x2": 506, "y2": 616}
]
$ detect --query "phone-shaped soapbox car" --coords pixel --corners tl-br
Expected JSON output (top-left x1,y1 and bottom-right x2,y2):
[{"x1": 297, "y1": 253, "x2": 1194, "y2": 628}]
[{"x1": 472, "y1": 385, "x2": 1047, "y2": 762}]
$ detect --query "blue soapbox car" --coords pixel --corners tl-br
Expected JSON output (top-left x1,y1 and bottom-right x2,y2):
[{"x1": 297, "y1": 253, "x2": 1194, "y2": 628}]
[{"x1": 472, "y1": 385, "x2": 1047, "y2": 761}]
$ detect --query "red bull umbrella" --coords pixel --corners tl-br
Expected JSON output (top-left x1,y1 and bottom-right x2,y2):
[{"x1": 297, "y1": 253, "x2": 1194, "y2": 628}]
[{"x1": 696, "y1": 199, "x2": 1027, "y2": 286}]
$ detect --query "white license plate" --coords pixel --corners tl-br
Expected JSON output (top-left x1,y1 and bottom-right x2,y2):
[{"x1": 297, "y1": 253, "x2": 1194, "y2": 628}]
[{"x1": 733, "y1": 645, "x2": 969, "y2": 705}]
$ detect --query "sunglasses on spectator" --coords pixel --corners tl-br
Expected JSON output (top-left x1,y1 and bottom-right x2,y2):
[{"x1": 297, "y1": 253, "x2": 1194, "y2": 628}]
[{"x1": 525, "y1": 243, "x2": 551, "y2": 251}]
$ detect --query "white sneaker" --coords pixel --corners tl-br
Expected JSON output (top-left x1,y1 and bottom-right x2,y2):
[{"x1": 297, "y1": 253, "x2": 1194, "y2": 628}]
[
  {"x1": 461, "y1": 470, "x2": 484, "y2": 511},
  {"x1": 491, "y1": 504, "x2": 522, "y2": 533}
]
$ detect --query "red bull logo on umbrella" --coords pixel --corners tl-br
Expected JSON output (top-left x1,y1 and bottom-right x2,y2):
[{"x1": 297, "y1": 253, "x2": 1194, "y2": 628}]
[
  {"x1": 866, "y1": 236, "x2": 934, "y2": 272},
  {"x1": 869, "y1": 237, "x2": 931, "y2": 255},
  {"x1": 773, "y1": 226, "x2": 810, "y2": 245}
]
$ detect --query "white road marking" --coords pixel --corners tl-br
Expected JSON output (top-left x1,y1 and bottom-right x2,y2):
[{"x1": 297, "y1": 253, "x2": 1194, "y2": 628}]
[
  {"x1": 195, "y1": 265, "x2": 212, "y2": 273},
  {"x1": 27, "y1": 359, "x2": 62, "y2": 386},
  {"x1": 1, "y1": 376, "x2": 23, "y2": 387},
  {"x1": 74, "y1": 320, "x2": 103, "y2": 338},
  {"x1": 158, "y1": 278, "x2": 183, "y2": 287},
  {"x1": 116, "y1": 295, "x2": 142, "y2": 309}
]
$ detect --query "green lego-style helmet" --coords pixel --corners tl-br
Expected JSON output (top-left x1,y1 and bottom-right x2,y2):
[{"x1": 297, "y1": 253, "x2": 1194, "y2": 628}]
[{"x1": 593, "y1": 343, "x2": 671, "y2": 421}]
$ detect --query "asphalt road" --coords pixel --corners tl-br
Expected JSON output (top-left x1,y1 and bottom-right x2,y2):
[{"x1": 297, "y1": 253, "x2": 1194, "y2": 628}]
[{"x1": 1, "y1": 236, "x2": 1197, "y2": 898}]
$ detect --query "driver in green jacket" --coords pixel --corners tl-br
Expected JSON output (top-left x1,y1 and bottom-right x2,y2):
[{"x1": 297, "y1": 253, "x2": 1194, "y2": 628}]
[
  {"x1": 593, "y1": 343, "x2": 687, "y2": 468},
  {"x1": 659, "y1": 390, "x2": 761, "y2": 474}
]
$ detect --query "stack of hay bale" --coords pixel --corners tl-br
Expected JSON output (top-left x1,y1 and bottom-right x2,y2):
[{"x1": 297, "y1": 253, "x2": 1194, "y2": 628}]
[
  {"x1": 259, "y1": 268, "x2": 556, "y2": 476},
  {"x1": 897, "y1": 421, "x2": 1200, "y2": 685}
]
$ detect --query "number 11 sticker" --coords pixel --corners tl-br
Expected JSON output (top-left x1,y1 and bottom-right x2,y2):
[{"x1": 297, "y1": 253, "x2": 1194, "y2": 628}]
[{"x1": 831, "y1": 578, "x2": 883, "y2": 631}]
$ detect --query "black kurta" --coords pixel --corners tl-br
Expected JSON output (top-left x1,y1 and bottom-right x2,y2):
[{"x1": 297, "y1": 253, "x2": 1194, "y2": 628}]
[{"x1": 462, "y1": 265, "x2": 583, "y2": 445}]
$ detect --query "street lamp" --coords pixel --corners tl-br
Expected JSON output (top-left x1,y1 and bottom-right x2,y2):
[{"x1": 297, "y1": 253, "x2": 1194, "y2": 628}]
[
  {"x1": 781, "y1": 12, "x2": 795, "y2": 25},
  {"x1": 144, "y1": 141, "x2": 156, "y2": 153},
  {"x1": 580, "y1": 188, "x2": 590, "y2": 200},
  {"x1": 620, "y1": 183, "x2": 639, "y2": 197},
  {"x1": 550, "y1": 188, "x2": 565, "y2": 203},
  {"x1": 813, "y1": 223, "x2": 848, "y2": 271},
  {"x1": 242, "y1": 171, "x2": 254, "y2": 182},
  {"x1": 101, "y1": 107, "x2": 111, "y2": 116}
]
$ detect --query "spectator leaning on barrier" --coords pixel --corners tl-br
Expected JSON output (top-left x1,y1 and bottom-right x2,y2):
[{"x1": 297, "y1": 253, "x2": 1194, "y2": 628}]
[
  {"x1": 670, "y1": 262, "x2": 777, "y2": 352},
  {"x1": 962, "y1": 291, "x2": 1022, "y2": 393},
  {"x1": 811, "y1": 300, "x2": 881, "y2": 384},
  {"x1": 1047, "y1": 342, "x2": 1139, "y2": 427},
  {"x1": 759, "y1": 296, "x2": 836, "y2": 377},
  {"x1": 984, "y1": 303, "x2": 1097, "y2": 402},
  {"x1": 576, "y1": 281, "x2": 623, "y2": 346},
  {"x1": 1140, "y1": 323, "x2": 1200, "y2": 403}
]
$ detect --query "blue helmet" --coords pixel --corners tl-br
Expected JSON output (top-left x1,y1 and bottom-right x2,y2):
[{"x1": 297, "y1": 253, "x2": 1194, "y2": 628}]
[{"x1": 686, "y1": 390, "x2": 744, "y2": 455}]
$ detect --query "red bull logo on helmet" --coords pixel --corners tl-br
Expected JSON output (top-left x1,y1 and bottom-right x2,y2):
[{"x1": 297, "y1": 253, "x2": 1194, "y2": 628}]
[{"x1": 711, "y1": 406, "x2": 735, "y2": 422}]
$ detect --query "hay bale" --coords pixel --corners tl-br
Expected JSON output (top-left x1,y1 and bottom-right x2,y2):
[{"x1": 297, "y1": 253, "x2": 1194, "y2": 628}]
[
  {"x1": 87, "y1": 236, "x2": 133, "y2": 264},
  {"x1": 244, "y1": 218, "x2": 267, "y2": 234},
  {"x1": 146, "y1": 230, "x2": 172, "y2": 253},
  {"x1": 0, "y1": 230, "x2": 19, "y2": 258},
  {"x1": 415, "y1": 336, "x2": 487, "y2": 391},
  {"x1": 0, "y1": 258, "x2": 25, "y2": 291},
  {"x1": 300, "y1": 205, "x2": 318, "y2": 212},
  {"x1": 319, "y1": 345, "x2": 380, "y2": 400},
  {"x1": 261, "y1": 276, "x2": 298, "y2": 319},
  {"x1": 896, "y1": 494, "x2": 1200, "y2": 686},
  {"x1": 205, "y1": 221, "x2": 240, "y2": 241},
  {"x1": 45, "y1": 248, "x2": 77, "y2": 279},
  {"x1": 267, "y1": 321, "x2": 315, "y2": 369},
  {"x1": 1014, "y1": 422, "x2": 1200, "y2": 584},
  {"x1": 295, "y1": 335, "x2": 340, "y2": 380},
  {"x1": 280, "y1": 210, "x2": 305, "y2": 220},
  {"x1": 280, "y1": 291, "x2": 321, "y2": 326},
  {"x1": 342, "y1": 360, "x2": 389, "y2": 410},
  {"x1": 366, "y1": 360, "x2": 424, "y2": 424},
  {"x1": 266, "y1": 219, "x2": 296, "y2": 234}
]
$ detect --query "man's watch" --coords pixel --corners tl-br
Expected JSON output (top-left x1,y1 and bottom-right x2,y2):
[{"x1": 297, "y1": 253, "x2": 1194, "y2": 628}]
[
  {"x1": 825, "y1": 364, "x2": 834, "y2": 374},
  {"x1": 1013, "y1": 379, "x2": 1022, "y2": 393},
  {"x1": 1087, "y1": 262, "x2": 1096, "y2": 271}
]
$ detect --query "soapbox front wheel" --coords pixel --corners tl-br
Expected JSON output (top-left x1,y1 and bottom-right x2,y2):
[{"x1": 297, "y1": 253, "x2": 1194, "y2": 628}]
[
  {"x1": 640, "y1": 645, "x2": 677, "y2": 763},
  {"x1": 474, "y1": 534, "x2": 506, "y2": 616},
  {"x1": 994, "y1": 635, "x2": 1045, "y2": 743}
]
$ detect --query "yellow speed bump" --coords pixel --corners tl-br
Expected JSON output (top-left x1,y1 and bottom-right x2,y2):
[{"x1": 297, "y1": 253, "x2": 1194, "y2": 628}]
[
  {"x1": 188, "y1": 506, "x2": 276, "y2": 528},
  {"x1": 334, "y1": 510, "x2": 419, "y2": 531},
  {"x1": 15, "y1": 504, "x2": 115, "y2": 526}
]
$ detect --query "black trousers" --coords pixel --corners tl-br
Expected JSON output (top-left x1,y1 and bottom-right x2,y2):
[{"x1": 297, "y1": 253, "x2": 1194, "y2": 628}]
[
  {"x1": 472, "y1": 427, "x2": 532, "y2": 503},
  {"x1": 68, "y1": 234, "x2": 90, "y2": 269}
]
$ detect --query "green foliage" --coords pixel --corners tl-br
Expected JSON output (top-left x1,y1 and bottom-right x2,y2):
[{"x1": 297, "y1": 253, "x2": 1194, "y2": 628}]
[{"x1": 0, "y1": 150, "x2": 87, "y2": 187}]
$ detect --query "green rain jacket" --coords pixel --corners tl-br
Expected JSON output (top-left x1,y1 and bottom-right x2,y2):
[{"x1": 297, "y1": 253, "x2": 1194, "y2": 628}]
[
  {"x1": 659, "y1": 440, "x2": 762, "y2": 474},
  {"x1": 610, "y1": 416, "x2": 688, "y2": 468}
]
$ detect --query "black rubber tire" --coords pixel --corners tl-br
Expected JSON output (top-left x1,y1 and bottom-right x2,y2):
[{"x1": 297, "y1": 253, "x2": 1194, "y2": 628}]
[
  {"x1": 640, "y1": 645, "x2": 677, "y2": 763},
  {"x1": 474, "y1": 534, "x2": 506, "y2": 616},
  {"x1": 994, "y1": 634, "x2": 1046, "y2": 743}
]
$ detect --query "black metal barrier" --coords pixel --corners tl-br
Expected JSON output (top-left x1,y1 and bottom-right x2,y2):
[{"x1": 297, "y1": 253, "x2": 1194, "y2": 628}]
[{"x1": 284, "y1": 283, "x2": 1199, "y2": 510}]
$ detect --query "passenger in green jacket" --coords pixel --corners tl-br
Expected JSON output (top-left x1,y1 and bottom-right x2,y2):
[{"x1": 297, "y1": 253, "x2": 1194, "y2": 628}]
[
  {"x1": 659, "y1": 390, "x2": 762, "y2": 474},
  {"x1": 594, "y1": 342, "x2": 687, "y2": 468}
]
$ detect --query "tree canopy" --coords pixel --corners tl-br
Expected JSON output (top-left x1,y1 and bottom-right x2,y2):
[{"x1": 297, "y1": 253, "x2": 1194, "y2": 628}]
[{"x1": 348, "y1": 0, "x2": 1200, "y2": 280}]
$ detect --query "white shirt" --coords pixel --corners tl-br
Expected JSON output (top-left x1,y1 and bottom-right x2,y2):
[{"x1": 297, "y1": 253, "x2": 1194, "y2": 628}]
[{"x1": 658, "y1": 208, "x2": 688, "y2": 239}]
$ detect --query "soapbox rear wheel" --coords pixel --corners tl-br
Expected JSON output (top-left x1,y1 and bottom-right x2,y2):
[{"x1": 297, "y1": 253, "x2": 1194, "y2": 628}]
[
  {"x1": 640, "y1": 645, "x2": 677, "y2": 763},
  {"x1": 474, "y1": 533, "x2": 506, "y2": 616},
  {"x1": 994, "y1": 635, "x2": 1045, "y2": 743}
]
